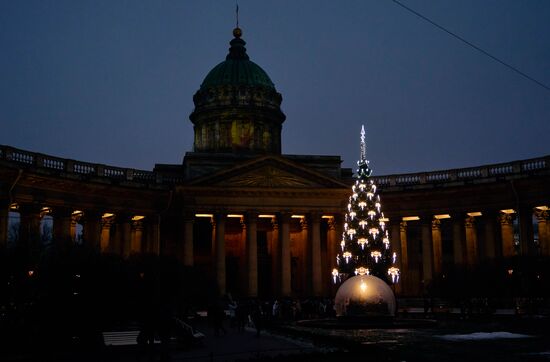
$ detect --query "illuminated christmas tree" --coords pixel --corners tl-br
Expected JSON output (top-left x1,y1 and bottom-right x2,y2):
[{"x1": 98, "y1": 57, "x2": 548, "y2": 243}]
[{"x1": 332, "y1": 126, "x2": 400, "y2": 285}]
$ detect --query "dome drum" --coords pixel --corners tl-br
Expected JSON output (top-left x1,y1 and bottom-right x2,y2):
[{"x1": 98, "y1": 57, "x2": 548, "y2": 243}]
[{"x1": 189, "y1": 28, "x2": 285, "y2": 155}]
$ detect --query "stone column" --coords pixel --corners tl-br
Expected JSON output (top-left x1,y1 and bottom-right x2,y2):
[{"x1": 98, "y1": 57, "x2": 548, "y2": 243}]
[
  {"x1": 53, "y1": 207, "x2": 73, "y2": 249},
  {"x1": 420, "y1": 216, "x2": 434, "y2": 285},
  {"x1": 279, "y1": 213, "x2": 291, "y2": 296},
  {"x1": 131, "y1": 219, "x2": 144, "y2": 254},
  {"x1": 390, "y1": 220, "x2": 403, "y2": 294},
  {"x1": 499, "y1": 213, "x2": 515, "y2": 257},
  {"x1": 271, "y1": 217, "x2": 280, "y2": 297},
  {"x1": 464, "y1": 216, "x2": 478, "y2": 267},
  {"x1": 452, "y1": 214, "x2": 465, "y2": 266},
  {"x1": 83, "y1": 210, "x2": 102, "y2": 251},
  {"x1": 0, "y1": 200, "x2": 9, "y2": 248},
  {"x1": 147, "y1": 215, "x2": 160, "y2": 255},
  {"x1": 400, "y1": 221, "x2": 410, "y2": 294},
  {"x1": 310, "y1": 212, "x2": 322, "y2": 296},
  {"x1": 483, "y1": 211, "x2": 497, "y2": 260},
  {"x1": 182, "y1": 213, "x2": 194, "y2": 266},
  {"x1": 19, "y1": 204, "x2": 42, "y2": 257},
  {"x1": 535, "y1": 210, "x2": 549, "y2": 256},
  {"x1": 327, "y1": 216, "x2": 338, "y2": 268},
  {"x1": 246, "y1": 212, "x2": 258, "y2": 297},
  {"x1": 519, "y1": 207, "x2": 535, "y2": 256},
  {"x1": 432, "y1": 218, "x2": 442, "y2": 276},
  {"x1": 100, "y1": 216, "x2": 113, "y2": 252},
  {"x1": 120, "y1": 215, "x2": 132, "y2": 258},
  {"x1": 214, "y1": 213, "x2": 226, "y2": 295}
]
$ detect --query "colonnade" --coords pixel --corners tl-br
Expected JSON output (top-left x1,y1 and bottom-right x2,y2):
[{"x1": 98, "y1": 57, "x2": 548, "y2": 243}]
[
  {"x1": 180, "y1": 211, "x2": 343, "y2": 298},
  {"x1": 391, "y1": 206, "x2": 550, "y2": 295},
  {"x1": 0, "y1": 202, "x2": 160, "y2": 256}
]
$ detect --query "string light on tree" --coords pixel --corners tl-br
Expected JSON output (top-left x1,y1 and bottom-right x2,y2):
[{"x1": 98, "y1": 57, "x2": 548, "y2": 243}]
[{"x1": 332, "y1": 125, "x2": 400, "y2": 285}]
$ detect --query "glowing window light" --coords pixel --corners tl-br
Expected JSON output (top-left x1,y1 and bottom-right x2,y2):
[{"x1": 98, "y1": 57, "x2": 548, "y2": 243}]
[
  {"x1": 371, "y1": 251, "x2": 382, "y2": 263},
  {"x1": 343, "y1": 252, "x2": 352, "y2": 263},
  {"x1": 388, "y1": 267, "x2": 400, "y2": 283},
  {"x1": 355, "y1": 267, "x2": 369, "y2": 276}
]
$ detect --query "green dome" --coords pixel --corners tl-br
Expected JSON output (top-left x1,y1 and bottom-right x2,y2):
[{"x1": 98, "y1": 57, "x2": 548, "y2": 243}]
[{"x1": 200, "y1": 28, "x2": 275, "y2": 90}]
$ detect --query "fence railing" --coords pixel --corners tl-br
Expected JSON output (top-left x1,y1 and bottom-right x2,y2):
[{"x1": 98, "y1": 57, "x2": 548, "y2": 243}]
[
  {"x1": 371, "y1": 156, "x2": 548, "y2": 188},
  {"x1": 0, "y1": 145, "x2": 159, "y2": 184},
  {"x1": 1, "y1": 145, "x2": 548, "y2": 187}
]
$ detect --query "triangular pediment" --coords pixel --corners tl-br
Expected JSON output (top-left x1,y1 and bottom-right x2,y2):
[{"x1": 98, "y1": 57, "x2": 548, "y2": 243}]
[{"x1": 185, "y1": 155, "x2": 348, "y2": 189}]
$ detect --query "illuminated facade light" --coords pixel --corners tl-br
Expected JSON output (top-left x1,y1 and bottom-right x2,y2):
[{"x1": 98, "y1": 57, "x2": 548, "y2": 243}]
[
  {"x1": 321, "y1": 215, "x2": 334, "y2": 219},
  {"x1": 258, "y1": 214, "x2": 275, "y2": 218},
  {"x1": 227, "y1": 214, "x2": 243, "y2": 218},
  {"x1": 291, "y1": 215, "x2": 305, "y2": 219},
  {"x1": 500, "y1": 209, "x2": 516, "y2": 214},
  {"x1": 402, "y1": 216, "x2": 420, "y2": 221},
  {"x1": 467, "y1": 211, "x2": 482, "y2": 217},
  {"x1": 195, "y1": 213, "x2": 213, "y2": 218},
  {"x1": 434, "y1": 214, "x2": 451, "y2": 219},
  {"x1": 132, "y1": 215, "x2": 145, "y2": 221},
  {"x1": 535, "y1": 206, "x2": 549, "y2": 211},
  {"x1": 102, "y1": 212, "x2": 114, "y2": 218}
]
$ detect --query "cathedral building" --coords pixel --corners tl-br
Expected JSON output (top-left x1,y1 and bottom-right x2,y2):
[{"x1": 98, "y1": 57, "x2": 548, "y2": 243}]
[{"x1": 1, "y1": 28, "x2": 549, "y2": 299}]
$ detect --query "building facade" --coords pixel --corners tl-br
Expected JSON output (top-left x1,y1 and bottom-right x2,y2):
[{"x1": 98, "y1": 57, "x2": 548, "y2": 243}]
[{"x1": 1, "y1": 28, "x2": 549, "y2": 298}]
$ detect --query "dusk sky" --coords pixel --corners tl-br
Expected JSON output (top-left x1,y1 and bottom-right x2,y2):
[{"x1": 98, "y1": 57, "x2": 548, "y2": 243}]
[{"x1": 1, "y1": 0, "x2": 549, "y2": 175}]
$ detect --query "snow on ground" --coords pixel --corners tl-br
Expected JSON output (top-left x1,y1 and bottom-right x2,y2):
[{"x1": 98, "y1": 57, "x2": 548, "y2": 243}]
[{"x1": 436, "y1": 332, "x2": 533, "y2": 341}]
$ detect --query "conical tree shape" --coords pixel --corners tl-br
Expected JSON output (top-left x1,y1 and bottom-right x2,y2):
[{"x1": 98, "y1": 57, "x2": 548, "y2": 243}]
[{"x1": 332, "y1": 126, "x2": 400, "y2": 285}]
